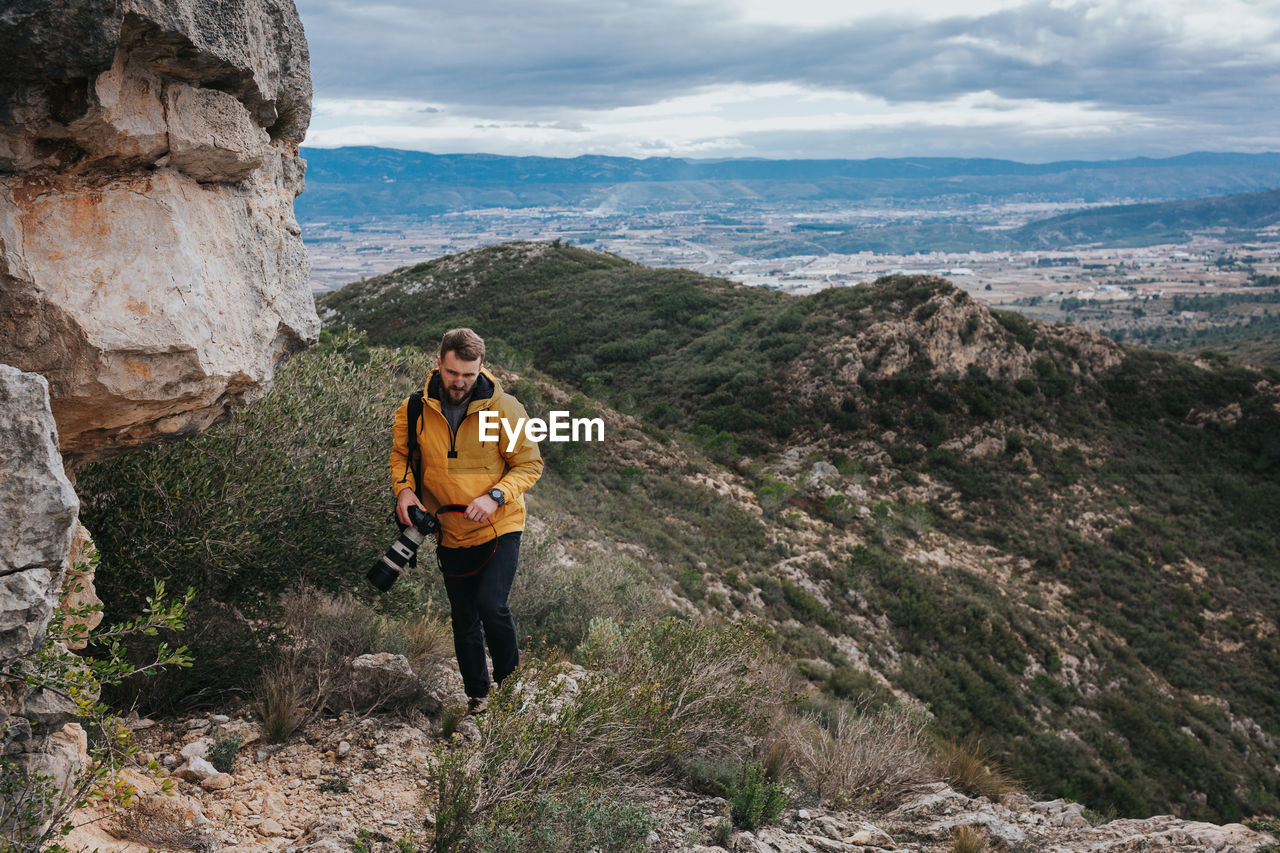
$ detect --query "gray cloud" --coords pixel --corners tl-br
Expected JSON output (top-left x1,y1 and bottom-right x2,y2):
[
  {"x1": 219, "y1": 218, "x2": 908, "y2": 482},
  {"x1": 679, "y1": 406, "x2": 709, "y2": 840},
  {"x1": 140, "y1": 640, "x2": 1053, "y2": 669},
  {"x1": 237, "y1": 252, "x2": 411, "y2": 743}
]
[{"x1": 296, "y1": 0, "x2": 1280, "y2": 156}]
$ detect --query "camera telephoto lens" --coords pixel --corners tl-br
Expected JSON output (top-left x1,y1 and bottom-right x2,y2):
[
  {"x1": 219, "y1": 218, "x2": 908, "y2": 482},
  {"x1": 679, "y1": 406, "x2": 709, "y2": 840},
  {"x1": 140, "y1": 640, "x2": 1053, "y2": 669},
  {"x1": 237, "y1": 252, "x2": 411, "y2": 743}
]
[
  {"x1": 367, "y1": 560, "x2": 399, "y2": 592},
  {"x1": 367, "y1": 506, "x2": 437, "y2": 592}
]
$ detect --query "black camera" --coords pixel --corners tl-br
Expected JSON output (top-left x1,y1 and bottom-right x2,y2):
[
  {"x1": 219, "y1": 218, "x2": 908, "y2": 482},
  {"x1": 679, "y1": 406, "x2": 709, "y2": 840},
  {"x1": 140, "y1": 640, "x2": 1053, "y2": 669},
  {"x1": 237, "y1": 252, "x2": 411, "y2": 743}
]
[{"x1": 367, "y1": 505, "x2": 439, "y2": 592}]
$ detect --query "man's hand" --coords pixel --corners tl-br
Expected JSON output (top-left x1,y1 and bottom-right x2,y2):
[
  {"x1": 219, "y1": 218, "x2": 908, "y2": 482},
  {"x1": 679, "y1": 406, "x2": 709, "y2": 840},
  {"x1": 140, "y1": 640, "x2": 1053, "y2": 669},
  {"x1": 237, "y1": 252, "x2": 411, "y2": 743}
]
[
  {"x1": 464, "y1": 494, "x2": 499, "y2": 523},
  {"x1": 396, "y1": 488, "x2": 426, "y2": 526}
]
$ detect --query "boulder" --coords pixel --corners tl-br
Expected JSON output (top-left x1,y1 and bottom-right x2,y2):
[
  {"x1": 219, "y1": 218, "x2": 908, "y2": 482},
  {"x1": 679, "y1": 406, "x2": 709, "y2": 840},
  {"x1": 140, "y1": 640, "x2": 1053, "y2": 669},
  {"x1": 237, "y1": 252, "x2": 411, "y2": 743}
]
[
  {"x1": 0, "y1": 366, "x2": 79, "y2": 665},
  {"x1": 338, "y1": 653, "x2": 425, "y2": 714},
  {"x1": 0, "y1": 0, "x2": 318, "y2": 465},
  {"x1": 57, "y1": 523, "x2": 103, "y2": 651},
  {"x1": 175, "y1": 755, "x2": 219, "y2": 782},
  {"x1": 8, "y1": 723, "x2": 88, "y2": 803}
]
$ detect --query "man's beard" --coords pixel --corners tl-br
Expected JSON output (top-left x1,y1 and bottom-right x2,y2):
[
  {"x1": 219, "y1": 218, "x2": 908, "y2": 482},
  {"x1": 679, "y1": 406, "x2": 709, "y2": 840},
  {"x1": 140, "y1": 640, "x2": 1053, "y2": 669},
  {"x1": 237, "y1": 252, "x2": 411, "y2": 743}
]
[{"x1": 445, "y1": 385, "x2": 473, "y2": 406}]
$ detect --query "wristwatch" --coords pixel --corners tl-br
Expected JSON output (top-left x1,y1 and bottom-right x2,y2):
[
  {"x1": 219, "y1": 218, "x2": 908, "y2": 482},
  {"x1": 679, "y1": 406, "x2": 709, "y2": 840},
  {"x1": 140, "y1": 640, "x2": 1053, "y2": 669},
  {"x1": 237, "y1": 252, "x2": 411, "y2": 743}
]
[{"x1": 487, "y1": 488, "x2": 505, "y2": 506}]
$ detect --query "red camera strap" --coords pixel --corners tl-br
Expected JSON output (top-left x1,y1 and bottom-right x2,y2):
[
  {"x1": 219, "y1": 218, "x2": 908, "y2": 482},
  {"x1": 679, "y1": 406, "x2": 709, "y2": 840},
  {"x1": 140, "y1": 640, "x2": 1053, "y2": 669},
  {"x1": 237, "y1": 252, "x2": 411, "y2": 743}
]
[{"x1": 434, "y1": 504, "x2": 499, "y2": 578}]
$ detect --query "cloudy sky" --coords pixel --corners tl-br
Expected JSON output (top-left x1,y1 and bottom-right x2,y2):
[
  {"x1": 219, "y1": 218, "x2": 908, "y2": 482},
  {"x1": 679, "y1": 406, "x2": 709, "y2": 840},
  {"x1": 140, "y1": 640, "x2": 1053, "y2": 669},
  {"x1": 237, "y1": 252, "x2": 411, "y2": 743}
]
[{"x1": 296, "y1": 0, "x2": 1280, "y2": 162}]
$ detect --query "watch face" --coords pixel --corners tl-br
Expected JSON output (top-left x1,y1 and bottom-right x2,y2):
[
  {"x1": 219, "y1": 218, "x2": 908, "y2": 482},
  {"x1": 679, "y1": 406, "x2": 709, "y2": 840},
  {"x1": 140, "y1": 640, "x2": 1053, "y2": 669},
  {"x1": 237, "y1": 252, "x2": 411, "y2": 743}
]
[{"x1": 489, "y1": 489, "x2": 504, "y2": 503}]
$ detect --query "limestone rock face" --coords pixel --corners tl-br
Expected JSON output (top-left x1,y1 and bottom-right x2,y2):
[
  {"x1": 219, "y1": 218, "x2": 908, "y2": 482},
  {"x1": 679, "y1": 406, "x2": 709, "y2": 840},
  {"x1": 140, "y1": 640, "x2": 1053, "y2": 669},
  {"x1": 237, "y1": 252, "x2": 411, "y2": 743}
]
[
  {"x1": 0, "y1": 366, "x2": 79, "y2": 665},
  {"x1": 0, "y1": 0, "x2": 319, "y2": 464}
]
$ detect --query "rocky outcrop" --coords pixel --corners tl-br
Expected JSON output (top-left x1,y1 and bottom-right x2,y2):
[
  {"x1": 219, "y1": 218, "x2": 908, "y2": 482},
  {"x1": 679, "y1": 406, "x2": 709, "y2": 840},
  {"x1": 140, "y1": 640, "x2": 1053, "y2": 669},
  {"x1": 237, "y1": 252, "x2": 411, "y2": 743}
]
[
  {"x1": 0, "y1": 366, "x2": 82, "y2": 809},
  {"x1": 0, "y1": 0, "x2": 319, "y2": 465},
  {"x1": 0, "y1": 366, "x2": 79, "y2": 665},
  {"x1": 838, "y1": 283, "x2": 1125, "y2": 384},
  {"x1": 0, "y1": 0, "x2": 317, "y2": 825}
]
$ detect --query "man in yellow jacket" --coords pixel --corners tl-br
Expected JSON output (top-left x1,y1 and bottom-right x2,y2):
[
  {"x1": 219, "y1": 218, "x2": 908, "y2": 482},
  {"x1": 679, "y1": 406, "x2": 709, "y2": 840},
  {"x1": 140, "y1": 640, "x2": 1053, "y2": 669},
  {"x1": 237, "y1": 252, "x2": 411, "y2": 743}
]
[{"x1": 390, "y1": 328, "x2": 543, "y2": 714}]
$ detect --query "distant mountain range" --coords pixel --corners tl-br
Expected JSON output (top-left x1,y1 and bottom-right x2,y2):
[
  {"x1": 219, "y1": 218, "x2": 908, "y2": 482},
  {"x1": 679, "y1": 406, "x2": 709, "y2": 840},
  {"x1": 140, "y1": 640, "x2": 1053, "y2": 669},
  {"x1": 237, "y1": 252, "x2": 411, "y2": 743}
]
[{"x1": 296, "y1": 147, "x2": 1280, "y2": 226}]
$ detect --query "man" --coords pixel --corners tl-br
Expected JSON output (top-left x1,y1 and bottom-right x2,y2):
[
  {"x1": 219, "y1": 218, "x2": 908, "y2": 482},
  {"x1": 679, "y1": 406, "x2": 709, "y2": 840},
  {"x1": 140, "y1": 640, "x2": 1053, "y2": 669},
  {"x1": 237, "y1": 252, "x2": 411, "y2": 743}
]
[{"x1": 390, "y1": 328, "x2": 543, "y2": 714}]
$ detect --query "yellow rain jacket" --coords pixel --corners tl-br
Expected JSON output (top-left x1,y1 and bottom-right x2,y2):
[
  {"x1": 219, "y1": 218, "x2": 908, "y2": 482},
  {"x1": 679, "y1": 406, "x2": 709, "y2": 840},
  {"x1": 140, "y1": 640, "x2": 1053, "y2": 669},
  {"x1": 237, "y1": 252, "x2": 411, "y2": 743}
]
[{"x1": 390, "y1": 368, "x2": 543, "y2": 548}]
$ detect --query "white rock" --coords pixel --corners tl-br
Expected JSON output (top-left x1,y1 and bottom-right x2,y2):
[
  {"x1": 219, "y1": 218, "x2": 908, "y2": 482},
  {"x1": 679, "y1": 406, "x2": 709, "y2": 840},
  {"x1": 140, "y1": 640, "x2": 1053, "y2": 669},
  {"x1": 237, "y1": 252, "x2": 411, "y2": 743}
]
[
  {"x1": 176, "y1": 756, "x2": 219, "y2": 782},
  {"x1": 181, "y1": 738, "x2": 213, "y2": 760},
  {"x1": 200, "y1": 772, "x2": 235, "y2": 791},
  {"x1": 167, "y1": 85, "x2": 269, "y2": 182},
  {"x1": 258, "y1": 818, "x2": 285, "y2": 837},
  {"x1": 262, "y1": 791, "x2": 288, "y2": 819}
]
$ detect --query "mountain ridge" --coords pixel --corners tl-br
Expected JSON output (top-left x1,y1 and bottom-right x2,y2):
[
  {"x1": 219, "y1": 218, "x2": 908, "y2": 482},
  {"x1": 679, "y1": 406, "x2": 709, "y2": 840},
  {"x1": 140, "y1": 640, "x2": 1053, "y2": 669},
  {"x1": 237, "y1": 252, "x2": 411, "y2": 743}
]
[{"x1": 295, "y1": 146, "x2": 1280, "y2": 223}]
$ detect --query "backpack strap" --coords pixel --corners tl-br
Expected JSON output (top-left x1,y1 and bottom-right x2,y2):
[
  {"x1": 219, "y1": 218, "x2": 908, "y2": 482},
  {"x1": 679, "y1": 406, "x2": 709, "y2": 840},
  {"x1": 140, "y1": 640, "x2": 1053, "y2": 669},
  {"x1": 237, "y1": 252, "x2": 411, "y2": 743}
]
[
  {"x1": 406, "y1": 389, "x2": 424, "y2": 495},
  {"x1": 394, "y1": 386, "x2": 424, "y2": 491}
]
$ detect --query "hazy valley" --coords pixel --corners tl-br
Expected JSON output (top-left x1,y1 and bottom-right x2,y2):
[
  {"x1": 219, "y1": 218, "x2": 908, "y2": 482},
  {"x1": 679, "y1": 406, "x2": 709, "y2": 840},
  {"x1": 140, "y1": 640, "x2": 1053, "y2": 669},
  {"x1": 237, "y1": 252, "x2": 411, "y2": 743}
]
[{"x1": 300, "y1": 149, "x2": 1280, "y2": 368}]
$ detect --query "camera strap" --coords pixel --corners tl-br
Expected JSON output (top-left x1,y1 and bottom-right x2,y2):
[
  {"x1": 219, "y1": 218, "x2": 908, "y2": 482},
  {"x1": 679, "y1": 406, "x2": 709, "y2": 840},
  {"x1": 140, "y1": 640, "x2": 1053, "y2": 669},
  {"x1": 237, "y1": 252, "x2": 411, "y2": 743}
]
[{"x1": 434, "y1": 505, "x2": 499, "y2": 578}]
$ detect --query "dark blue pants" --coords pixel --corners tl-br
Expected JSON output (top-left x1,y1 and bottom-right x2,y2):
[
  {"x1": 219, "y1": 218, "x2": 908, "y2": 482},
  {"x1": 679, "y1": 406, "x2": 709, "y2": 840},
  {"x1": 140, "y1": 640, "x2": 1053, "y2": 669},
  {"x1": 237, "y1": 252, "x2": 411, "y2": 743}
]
[{"x1": 438, "y1": 532, "x2": 521, "y2": 699}]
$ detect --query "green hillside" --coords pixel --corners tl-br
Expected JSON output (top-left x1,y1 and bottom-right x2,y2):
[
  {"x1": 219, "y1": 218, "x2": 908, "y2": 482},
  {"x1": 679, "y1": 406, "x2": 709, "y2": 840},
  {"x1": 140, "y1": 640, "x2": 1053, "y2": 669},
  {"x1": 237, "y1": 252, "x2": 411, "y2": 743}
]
[
  {"x1": 765, "y1": 187, "x2": 1280, "y2": 255},
  {"x1": 1014, "y1": 187, "x2": 1280, "y2": 248},
  {"x1": 317, "y1": 242, "x2": 1280, "y2": 822}
]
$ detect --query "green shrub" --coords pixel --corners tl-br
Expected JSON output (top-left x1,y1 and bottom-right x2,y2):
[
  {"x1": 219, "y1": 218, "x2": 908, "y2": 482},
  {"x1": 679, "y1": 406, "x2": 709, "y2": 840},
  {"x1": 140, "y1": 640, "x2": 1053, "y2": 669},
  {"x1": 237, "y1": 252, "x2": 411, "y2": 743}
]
[
  {"x1": 1, "y1": 578, "x2": 191, "y2": 853},
  {"x1": 510, "y1": 534, "x2": 657, "y2": 652},
  {"x1": 678, "y1": 568, "x2": 706, "y2": 601},
  {"x1": 79, "y1": 329, "x2": 437, "y2": 613},
  {"x1": 431, "y1": 748, "x2": 479, "y2": 853},
  {"x1": 207, "y1": 733, "x2": 242, "y2": 774},
  {"x1": 467, "y1": 789, "x2": 656, "y2": 853},
  {"x1": 756, "y1": 475, "x2": 797, "y2": 513},
  {"x1": 991, "y1": 309, "x2": 1037, "y2": 349},
  {"x1": 729, "y1": 763, "x2": 791, "y2": 830},
  {"x1": 900, "y1": 501, "x2": 934, "y2": 538},
  {"x1": 318, "y1": 776, "x2": 351, "y2": 794}
]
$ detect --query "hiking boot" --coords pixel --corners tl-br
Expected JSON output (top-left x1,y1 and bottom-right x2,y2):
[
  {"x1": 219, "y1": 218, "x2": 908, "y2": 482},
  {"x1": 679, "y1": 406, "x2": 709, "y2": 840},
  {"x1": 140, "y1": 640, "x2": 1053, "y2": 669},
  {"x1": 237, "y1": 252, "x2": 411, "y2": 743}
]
[{"x1": 466, "y1": 696, "x2": 488, "y2": 716}]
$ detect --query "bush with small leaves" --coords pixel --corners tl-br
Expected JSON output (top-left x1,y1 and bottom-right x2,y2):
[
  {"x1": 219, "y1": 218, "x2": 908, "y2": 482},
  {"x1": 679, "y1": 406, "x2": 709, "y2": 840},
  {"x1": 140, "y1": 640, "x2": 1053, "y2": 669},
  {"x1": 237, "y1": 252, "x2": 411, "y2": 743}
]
[
  {"x1": 430, "y1": 747, "x2": 479, "y2": 853},
  {"x1": 207, "y1": 733, "x2": 242, "y2": 774},
  {"x1": 447, "y1": 618, "x2": 783, "y2": 827},
  {"x1": 467, "y1": 789, "x2": 656, "y2": 853},
  {"x1": 318, "y1": 777, "x2": 351, "y2": 794},
  {"x1": 0, "y1": 577, "x2": 192, "y2": 853},
  {"x1": 728, "y1": 763, "x2": 791, "y2": 831}
]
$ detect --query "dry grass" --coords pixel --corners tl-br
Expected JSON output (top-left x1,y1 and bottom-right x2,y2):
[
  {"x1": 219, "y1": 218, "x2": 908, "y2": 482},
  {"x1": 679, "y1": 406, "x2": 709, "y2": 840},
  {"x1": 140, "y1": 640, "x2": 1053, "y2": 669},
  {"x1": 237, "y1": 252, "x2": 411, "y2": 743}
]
[
  {"x1": 107, "y1": 798, "x2": 207, "y2": 850},
  {"x1": 933, "y1": 738, "x2": 1020, "y2": 802},
  {"x1": 470, "y1": 619, "x2": 783, "y2": 813},
  {"x1": 399, "y1": 613, "x2": 453, "y2": 667},
  {"x1": 950, "y1": 824, "x2": 990, "y2": 853},
  {"x1": 785, "y1": 702, "x2": 934, "y2": 809},
  {"x1": 255, "y1": 660, "x2": 312, "y2": 743},
  {"x1": 440, "y1": 704, "x2": 469, "y2": 738}
]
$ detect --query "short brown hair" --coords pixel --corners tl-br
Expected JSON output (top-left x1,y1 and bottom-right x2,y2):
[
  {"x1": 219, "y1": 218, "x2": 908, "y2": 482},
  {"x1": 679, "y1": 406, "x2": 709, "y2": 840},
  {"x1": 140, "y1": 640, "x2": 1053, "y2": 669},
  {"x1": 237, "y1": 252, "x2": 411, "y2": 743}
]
[{"x1": 440, "y1": 328, "x2": 485, "y2": 362}]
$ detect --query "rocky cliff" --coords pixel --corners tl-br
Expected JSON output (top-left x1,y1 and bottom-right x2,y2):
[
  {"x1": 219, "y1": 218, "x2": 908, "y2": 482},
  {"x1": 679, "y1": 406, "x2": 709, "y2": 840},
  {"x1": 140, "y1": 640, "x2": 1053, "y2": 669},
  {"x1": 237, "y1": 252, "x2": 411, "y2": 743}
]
[
  {"x1": 0, "y1": 0, "x2": 318, "y2": 818},
  {"x1": 0, "y1": 0, "x2": 318, "y2": 464}
]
